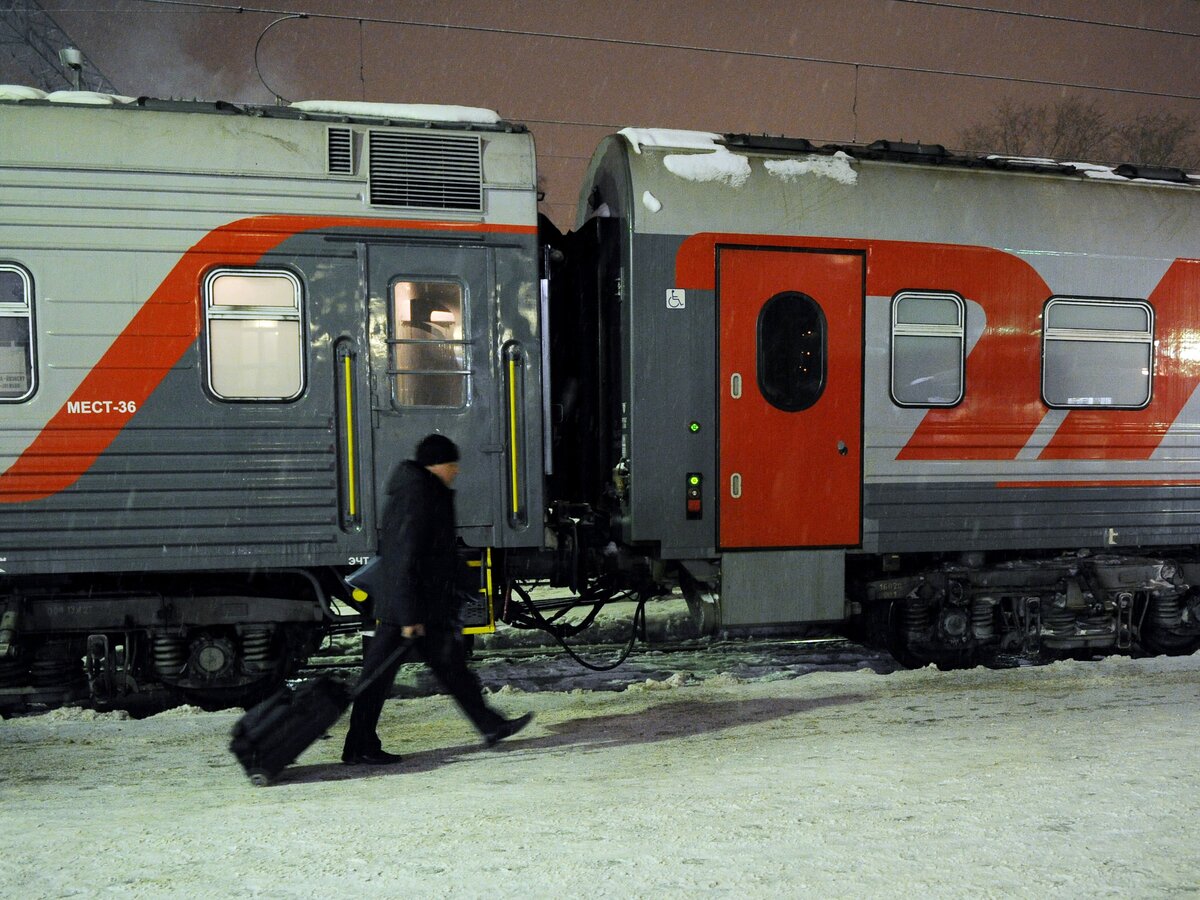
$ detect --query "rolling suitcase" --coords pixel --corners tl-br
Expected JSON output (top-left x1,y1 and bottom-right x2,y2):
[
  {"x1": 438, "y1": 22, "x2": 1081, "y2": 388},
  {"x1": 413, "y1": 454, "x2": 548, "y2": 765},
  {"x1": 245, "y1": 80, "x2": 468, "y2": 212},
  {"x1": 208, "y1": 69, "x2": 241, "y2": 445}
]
[{"x1": 229, "y1": 638, "x2": 412, "y2": 786}]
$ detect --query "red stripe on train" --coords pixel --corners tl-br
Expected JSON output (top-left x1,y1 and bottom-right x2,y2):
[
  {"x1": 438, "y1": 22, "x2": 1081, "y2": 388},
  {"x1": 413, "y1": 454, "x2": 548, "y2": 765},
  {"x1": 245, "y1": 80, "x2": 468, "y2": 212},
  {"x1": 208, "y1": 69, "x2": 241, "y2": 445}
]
[
  {"x1": 998, "y1": 480, "x2": 1200, "y2": 489},
  {"x1": 0, "y1": 215, "x2": 536, "y2": 503},
  {"x1": 1037, "y1": 258, "x2": 1200, "y2": 461},
  {"x1": 677, "y1": 233, "x2": 1053, "y2": 460}
]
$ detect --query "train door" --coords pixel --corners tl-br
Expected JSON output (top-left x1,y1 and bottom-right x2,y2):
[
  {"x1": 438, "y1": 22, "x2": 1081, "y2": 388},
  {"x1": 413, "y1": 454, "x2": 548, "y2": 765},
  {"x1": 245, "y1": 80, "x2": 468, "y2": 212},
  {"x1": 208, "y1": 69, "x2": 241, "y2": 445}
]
[
  {"x1": 364, "y1": 243, "x2": 497, "y2": 532},
  {"x1": 718, "y1": 247, "x2": 864, "y2": 548}
]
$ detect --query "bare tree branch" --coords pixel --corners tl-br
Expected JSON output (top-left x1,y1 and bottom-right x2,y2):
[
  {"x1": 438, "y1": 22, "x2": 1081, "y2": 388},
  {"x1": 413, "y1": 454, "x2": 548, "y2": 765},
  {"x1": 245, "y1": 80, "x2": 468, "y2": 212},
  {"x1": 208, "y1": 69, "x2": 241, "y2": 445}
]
[{"x1": 958, "y1": 97, "x2": 1197, "y2": 169}]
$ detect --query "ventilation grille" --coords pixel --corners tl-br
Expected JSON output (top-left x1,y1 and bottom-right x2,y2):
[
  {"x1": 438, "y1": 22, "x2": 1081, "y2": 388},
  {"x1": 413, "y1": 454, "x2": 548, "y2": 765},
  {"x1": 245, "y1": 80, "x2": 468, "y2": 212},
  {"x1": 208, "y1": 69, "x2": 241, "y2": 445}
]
[
  {"x1": 327, "y1": 127, "x2": 354, "y2": 175},
  {"x1": 369, "y1": 131, "x2": 483, "y2": 211}
]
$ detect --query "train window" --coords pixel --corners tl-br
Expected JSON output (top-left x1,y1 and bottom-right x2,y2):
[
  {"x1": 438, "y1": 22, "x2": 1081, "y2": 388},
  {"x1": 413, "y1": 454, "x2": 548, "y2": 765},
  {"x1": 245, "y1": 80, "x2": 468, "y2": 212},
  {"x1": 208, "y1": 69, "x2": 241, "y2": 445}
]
[
  {"x1": 388, "y1": 280, "x2": 468, "y2": 408},
  {"x1": 0, "y1": 264, "x2": 35, "y2": 403},
  {"x1": 203, "y1": 269, "x2": 305, "y2": 401},
  {"x1": 757, "y1": 291, "x2": 826, "y2": 412},
  {"x1": 890, "y1": 291, "x2": 965, "y2": 407},
  {"x1": 1042, "y1": 298, "x2": 1153, "y2": 408}
]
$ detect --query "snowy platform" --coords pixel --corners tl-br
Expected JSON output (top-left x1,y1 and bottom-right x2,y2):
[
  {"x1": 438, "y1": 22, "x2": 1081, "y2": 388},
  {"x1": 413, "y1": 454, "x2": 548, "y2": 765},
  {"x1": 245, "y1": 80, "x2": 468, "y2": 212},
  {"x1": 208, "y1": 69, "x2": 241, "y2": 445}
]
[{"x1": 4, "y1": 651, "x2": 1199, "y2": 896}]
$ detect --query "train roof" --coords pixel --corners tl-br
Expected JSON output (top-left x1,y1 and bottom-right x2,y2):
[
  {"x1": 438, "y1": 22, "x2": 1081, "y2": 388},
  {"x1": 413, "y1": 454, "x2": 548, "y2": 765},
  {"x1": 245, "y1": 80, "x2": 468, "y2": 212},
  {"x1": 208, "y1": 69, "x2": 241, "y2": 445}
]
[
  {"x1": 0, "y1": 85, "x2": 526, "y2": 133},
  {"x1": 619, "y1": 127, "x2": 1197, "y2": 189},
  {"x1": 0, "y1": 86, "x2": 537, "y2": 227},
  {"x1": 576, "y1": 127, "x2": 1195, "y2": 240},
  {"x1": 577, "y1": 127, "x2": 1200, "y2": 257}
]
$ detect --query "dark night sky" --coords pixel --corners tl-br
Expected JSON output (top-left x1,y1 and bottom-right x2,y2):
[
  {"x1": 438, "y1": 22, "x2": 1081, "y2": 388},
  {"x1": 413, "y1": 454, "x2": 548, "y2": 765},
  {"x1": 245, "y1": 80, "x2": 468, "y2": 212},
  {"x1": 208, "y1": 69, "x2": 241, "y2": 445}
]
[{"x1": 4, "y1": 0, "x2": 1198, "y2": 227}]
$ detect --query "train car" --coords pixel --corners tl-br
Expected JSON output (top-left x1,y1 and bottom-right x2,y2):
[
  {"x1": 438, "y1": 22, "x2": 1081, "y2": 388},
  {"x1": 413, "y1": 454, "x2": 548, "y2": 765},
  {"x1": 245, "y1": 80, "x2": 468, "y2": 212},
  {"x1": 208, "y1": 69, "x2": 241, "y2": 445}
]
[
  {"x1": 551, "y1": 127, "x2": 1200, "y2": 667},
  {"x1": 0, "y1": 89, "x2": 544, "y2": 711}
]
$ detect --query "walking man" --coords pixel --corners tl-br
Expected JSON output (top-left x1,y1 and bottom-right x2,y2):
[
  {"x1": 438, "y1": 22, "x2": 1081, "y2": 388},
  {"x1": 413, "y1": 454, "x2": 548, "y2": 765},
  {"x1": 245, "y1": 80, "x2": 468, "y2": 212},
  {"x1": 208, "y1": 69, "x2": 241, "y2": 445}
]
[{"x1": 342, "y1": 434, "x2": 533, "y2": 765}]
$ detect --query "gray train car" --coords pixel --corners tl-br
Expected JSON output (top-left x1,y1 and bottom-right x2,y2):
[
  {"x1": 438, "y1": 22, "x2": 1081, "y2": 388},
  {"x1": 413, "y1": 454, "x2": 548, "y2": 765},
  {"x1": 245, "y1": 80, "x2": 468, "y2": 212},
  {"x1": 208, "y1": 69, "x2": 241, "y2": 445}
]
[
  {"x1": 0, "y1": 91, "x2": 544, "y2": 710},
  {"x1": 559, "y1": 128, "x2": 1200, "y2": 666}
]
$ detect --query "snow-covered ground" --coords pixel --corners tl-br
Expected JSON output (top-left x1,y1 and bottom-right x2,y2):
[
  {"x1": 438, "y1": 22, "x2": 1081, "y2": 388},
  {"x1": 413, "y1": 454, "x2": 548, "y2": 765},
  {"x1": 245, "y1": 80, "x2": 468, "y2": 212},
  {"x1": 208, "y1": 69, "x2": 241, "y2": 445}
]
[{"x1": 4, "y1": 636, "x2": 1199, "y2": 898}]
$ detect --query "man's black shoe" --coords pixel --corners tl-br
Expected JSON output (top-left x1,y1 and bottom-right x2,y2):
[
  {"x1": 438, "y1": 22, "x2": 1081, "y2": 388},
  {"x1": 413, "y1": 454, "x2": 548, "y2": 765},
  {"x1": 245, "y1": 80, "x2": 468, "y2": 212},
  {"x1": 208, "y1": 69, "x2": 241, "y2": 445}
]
[
  {"x1": 341, "y1": 748, "x2": 403, "y2": 766},
  {"x1": 484, "y1": 712, "x2": 534, "y2": 748}
]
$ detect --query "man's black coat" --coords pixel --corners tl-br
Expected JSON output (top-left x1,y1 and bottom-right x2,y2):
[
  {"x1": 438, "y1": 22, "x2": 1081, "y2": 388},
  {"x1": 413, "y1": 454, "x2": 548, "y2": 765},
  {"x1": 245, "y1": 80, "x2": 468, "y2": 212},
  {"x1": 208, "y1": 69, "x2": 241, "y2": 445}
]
[{"x1": 375, "y1": 460, "x2": 458, "y2": 629}]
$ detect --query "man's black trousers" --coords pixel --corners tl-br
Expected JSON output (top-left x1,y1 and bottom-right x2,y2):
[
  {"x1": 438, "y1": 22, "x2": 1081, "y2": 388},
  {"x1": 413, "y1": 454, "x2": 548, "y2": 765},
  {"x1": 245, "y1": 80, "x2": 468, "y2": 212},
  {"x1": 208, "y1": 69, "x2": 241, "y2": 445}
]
[{"x1": 343, "y1": 620, "x2": 505, "y2": 756}]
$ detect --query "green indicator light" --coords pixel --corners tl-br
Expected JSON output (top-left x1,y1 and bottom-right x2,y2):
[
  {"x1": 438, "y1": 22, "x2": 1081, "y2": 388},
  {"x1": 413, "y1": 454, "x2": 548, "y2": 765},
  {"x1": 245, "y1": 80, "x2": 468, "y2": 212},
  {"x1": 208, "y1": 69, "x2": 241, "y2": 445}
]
[
  {"x1": 689, "y1": 476, "x2": 700, "y2": 486},
  {"x1": 689, "y1": 421, "x2": 701, "y2": 433}
]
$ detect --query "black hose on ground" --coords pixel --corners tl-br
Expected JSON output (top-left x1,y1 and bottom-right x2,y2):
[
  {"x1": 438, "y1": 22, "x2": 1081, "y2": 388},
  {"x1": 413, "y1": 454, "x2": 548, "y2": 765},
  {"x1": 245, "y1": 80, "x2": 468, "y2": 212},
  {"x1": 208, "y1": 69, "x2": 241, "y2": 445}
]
[{"x1": 507, "y1": 581, "x2": 649, "y2": 672}]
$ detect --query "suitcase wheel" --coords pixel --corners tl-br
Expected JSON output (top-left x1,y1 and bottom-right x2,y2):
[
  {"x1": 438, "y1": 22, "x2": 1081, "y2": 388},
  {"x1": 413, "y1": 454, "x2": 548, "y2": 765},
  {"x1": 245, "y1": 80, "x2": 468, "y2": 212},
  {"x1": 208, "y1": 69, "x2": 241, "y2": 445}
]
[{"x1": 247, "y1": 770, "x2": 272, "y2": 787}]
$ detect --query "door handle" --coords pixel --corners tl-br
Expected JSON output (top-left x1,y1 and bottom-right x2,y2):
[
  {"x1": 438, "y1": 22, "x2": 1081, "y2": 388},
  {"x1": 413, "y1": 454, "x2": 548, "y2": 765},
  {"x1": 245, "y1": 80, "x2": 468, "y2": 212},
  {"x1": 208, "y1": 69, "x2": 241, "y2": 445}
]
[
  {"x1": 730, "y1": 472, "x2": 742, "y2": 499},
  {"x1": 837, "y1": 440, "x2": 848, "y2": 456},
  {"x1": 730, "y1": 373, "x2": 742, "y2": 399}
]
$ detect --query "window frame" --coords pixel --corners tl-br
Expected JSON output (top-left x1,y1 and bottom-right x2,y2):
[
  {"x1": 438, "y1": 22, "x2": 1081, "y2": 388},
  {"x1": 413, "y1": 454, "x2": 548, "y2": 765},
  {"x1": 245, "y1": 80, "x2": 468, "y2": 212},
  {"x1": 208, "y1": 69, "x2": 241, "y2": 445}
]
[
  {"x1": 202, "y1": 267, "x2": 306, "y2": 402},
  {"x1": 755, "y1": 290, "x2": 827, "y2": 413},
  {"x1": 889, "y1": 289, "x2": 966, "y2": 409},
  {"x1": 1040, "y1": 296, "x2": 1154, "y2": 410},
  {"x1": 0, "y1": 263, "x2": 37, "y2": 404},
  {"x1": 386, "y1": 276, "x2": 472, "y2": 410}
]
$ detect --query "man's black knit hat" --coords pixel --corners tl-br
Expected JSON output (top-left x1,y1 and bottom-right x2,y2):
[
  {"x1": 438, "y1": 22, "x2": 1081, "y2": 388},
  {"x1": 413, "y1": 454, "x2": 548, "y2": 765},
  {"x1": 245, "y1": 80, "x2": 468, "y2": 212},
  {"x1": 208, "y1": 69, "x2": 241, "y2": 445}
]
[{"x1": 415, "y1": 433, "x2": 460, "y2": 467}]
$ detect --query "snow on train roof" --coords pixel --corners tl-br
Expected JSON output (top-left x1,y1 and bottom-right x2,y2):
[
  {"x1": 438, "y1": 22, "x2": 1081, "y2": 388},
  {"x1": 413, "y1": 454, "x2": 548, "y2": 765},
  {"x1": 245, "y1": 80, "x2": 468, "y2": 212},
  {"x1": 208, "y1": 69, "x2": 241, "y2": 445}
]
[
  {"x1": 0, "y1": 85, "x2": 136, "y2": 104},
  {"x1": 0, "y1": 86, "x2": 504, "y2": 126},
  {"x1": 619, "y1": 127, "x2": 857, "y2": 189},
  {"x1": 986, "y1": 155, "x2": 1127, "y2": 182},
  {"x1": 764, "y1": 154, "x2": 857, "y2": 185},
  {"x1": 291, "y1": 100, "x2": 501, "y2": 125},
  {"x1": 619, "y1": 128, "x2": 725, "y2": 153},
  {"x1": 620, "y1": 128, "x2": 751, "y2": 187},
  {"x1": 0, "y1": 85, "x2": 46, "y2": 101},
  {"x1": 616, "y1": 126, "x2": 1194, "y2": 191}
]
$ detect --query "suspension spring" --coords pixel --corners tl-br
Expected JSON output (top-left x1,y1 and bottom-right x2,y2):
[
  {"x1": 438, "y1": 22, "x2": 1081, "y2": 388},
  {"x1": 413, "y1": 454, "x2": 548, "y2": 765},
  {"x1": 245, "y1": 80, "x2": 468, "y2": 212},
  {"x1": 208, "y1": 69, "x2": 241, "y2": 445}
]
[
  {"x1": 153, "y1": 635, "x2": 187, "y2": 677},
  {"x1": 1041, "y1": 603, "x2": 1075, "y2": 636},
  {"x1": 903, "y1": 600, "x2": 933, "y2": 638},
  {"x1": 241, "y1": 627, "x2": 273, "y2": 669},
  {"x1": 1150, "y1": 594, "x2": 1183, "y2": 629},
  {"x1": 30, "y1": 643, "x2": 83, "y2": 687},
  {"x1": 970, "y1": 599, "x2": 995, "y2": 640}
]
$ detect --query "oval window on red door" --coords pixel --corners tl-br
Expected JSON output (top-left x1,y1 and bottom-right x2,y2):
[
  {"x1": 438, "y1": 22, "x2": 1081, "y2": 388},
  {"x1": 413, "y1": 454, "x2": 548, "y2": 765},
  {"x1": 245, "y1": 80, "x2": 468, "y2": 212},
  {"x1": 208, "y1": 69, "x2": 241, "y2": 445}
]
[{"x1": 757, "y1": 291, "x2": 826, "y2": 412}]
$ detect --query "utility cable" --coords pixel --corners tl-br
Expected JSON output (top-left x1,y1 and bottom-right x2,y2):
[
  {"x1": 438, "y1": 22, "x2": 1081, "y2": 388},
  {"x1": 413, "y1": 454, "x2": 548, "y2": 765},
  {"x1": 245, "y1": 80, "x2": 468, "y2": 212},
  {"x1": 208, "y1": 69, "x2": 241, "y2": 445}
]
[
  {"x1": 890, "y1": 0, "x2": 1200, "y2": 39},
  {"x1": 129, "y1": 0, "x2": 1200, "y2": 104},
  {"x1": 507, "y1": 580, "x2": 649, "y2": 672}
]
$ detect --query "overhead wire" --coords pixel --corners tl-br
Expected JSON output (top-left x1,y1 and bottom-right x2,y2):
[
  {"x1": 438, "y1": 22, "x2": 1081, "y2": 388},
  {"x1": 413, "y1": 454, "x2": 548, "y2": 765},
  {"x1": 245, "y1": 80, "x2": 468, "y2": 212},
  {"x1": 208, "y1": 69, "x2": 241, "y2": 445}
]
[
  {"x1": 110, "y1": 0, "x2": 1200, "y2": 39},
  {"x1": 122, "y1": 0, "x2": 1200, "y2": 105},
  {"x1": 44, "y1": 0, "x2": 1200, "y2": 39},
  {"x1": 890, "y1": 0, "x2": 1200, "y2": 39}
]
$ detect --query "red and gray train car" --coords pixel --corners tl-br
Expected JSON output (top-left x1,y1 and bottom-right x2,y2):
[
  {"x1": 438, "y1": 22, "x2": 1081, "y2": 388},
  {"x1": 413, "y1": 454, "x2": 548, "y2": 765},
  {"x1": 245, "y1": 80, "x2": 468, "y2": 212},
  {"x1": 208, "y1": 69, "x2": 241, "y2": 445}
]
[
  {"x1": 0, "y1": 92, "x2": 545, "y2": 710},
  {"x1": 568, "y1": 128, "x2": 1200, "y2": 666},
  {"x1": 1, "y1": 91, "x2": 1198, "y2": 711}
]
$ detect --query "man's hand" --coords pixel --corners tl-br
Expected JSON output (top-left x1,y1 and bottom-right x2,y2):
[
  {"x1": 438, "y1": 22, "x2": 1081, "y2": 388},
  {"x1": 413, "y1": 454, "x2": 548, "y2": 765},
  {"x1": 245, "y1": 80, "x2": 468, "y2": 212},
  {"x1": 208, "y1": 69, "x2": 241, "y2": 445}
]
[{"x1": 401, "y1": 624, "x2": 426, "y2": 638}]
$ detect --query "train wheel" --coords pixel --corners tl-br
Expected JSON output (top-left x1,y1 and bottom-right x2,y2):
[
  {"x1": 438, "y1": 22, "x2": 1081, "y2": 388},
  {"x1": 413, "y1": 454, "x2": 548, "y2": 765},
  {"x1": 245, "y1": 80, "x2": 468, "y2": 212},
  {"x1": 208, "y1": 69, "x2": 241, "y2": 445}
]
[
  {"x1": 1139, "y1": 624, "x2": 1200, "y2": 657},
  {"x1": 873, "y1": 600, "x2": 979, "y2": 670},
  {"x1": 883, "y1": 600, "x2": 932, "y2": 669}
]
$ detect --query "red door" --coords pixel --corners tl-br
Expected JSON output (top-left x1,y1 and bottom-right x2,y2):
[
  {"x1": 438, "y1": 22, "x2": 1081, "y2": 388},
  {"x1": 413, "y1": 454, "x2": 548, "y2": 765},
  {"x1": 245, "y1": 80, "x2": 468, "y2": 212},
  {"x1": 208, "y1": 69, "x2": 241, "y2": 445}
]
[{"x1": 719, "y1": 247, "x2": 864, "y2": 548}]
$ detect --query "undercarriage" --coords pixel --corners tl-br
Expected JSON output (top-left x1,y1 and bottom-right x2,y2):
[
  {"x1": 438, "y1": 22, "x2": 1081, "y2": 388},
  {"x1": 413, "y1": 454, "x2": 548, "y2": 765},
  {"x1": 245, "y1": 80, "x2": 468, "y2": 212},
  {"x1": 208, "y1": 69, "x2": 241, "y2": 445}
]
[
  {"x1": 0, "y1": 571, "x2": 332, "y2": 717},
  {"x1": 862, "y1": 550, "x2": 1200, "y2": 668}
]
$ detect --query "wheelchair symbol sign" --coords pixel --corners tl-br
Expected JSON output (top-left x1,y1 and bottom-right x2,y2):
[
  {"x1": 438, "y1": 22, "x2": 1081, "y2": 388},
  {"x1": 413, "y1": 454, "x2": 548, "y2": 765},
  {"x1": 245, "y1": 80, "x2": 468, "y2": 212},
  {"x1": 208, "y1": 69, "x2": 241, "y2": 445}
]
[{"x1": 666, "y1": 289, "x2": 686, "y2": 310}]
